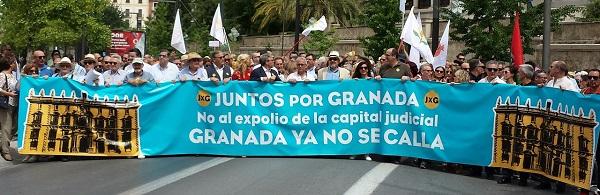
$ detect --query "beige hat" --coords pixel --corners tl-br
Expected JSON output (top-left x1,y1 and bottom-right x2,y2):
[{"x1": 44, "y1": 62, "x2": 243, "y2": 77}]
[
  {"x1": 187, "y1": 52, "x2": 202, "y2": 60},
  {"x1": 328, "y1": 51, "x2": 340, "y2": 59},
  {"x1": 181, "y1": 54, "x2": 189, "y2": 62},
  {"x1": 83, "y1": 54, "x2": 97, "y2": 63},
  {"x1": 58, "y1": 57, "x2": 72, "y2": 65}
]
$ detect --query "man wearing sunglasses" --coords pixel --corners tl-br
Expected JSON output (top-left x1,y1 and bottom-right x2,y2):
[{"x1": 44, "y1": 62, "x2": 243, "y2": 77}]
[
  {"x1": 33, "y1": 50, "x2": 54, "y2": 77},
  {"x1": 582, "y1": 69, "x2": 600, "y2": 95},
  {"x1": 477, "y1": 61, "x2": 506, "y2": 84},
  {"x1": 102, "y1": 56, "x2": 127, "y2": 86},
  {"x1": 150, "y1": 49, "x2": 180, "y2": 83},
  {"x1": 317, "y1": 51, "x2": 350, "y2": 80},
  {"x1": 81, "y1": 54, "x2": 105, "y2": 86},
  {"x1": 375, "y1": 48, "x2": 411, "y2": 80}
]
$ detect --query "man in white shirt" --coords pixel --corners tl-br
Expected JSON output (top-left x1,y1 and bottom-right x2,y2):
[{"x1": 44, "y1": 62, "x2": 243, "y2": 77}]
[
  {"x1": 81, "y1": 54, "x2": 105, "y2": 86},
  {"x1": 151, "y1": 49, "x2": 180, "y2": 83},
  {"x1": 305, "y1": 54, "x2": 318, "y2": 78},
  {"x1": 178, "y1": 52, "x2": 209, "y2": 81},
  {"x1": 287, "y1": 57, "x2": 316, "y2": 83},
  {"x1": 102, "y1": 55, "x2": 127, "y2": 86},
  {"x1": 478, "y1": 61, "x2": 506, "y2": 84},
  {"x1": 206, "y1": 51, "x2": 234, "y2": 84},
  {"x1": 546, "y1": 61, "x2": 578, "y2": 92}
]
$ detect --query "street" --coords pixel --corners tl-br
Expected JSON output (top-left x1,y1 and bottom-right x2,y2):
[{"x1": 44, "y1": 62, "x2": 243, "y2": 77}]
[{"x1": 0, "y1": 143, "x2": 583, "y2": 195}]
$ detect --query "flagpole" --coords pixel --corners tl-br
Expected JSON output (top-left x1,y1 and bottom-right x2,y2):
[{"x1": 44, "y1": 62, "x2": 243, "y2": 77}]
[{"x1": 284, "y1": 36, "x2": 307, "y2": 57}]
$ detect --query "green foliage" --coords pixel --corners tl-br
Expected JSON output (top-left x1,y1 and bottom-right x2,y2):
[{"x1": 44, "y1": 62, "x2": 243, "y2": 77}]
[
  {"x1": 303, "y1": 29, "x2": 339, "y2": 56},
  {"x1": 359, "y1": 0, "x2": 402, "y2": 58},
  {"x1": 0, "y1": 0, "x2": 113, "y2": 52},
  {"x1": 579, "y1": 0, "x2": 600, "y2": 22},
  {"x1": 252, "y1": 0, "x2": 361, "y2": 31},
  {"x1": 99, "y1": 4, "x2": 129, "y2": 30},
  {"x1": 443, "y1": 0, "x2": 578, "y2": 61}
]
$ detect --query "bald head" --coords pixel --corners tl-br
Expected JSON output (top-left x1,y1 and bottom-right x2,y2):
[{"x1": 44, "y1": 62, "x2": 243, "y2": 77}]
[{"x1": 33, "y1": 50, "x2": 46, "y2": 67}]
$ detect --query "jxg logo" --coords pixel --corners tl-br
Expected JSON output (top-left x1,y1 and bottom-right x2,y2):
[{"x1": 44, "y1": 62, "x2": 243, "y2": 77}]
[
  {"x1": 424, "y1": 90, "x2": 439, "y2": 109},
  {"x1": 197, "y1": 90, "x2": 211, "y2": 107}
]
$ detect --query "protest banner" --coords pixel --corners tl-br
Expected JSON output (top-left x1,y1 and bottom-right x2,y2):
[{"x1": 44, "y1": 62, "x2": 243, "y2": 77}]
[{"x1": 17, "y1": 77, "x2": 599, "y2": 188}]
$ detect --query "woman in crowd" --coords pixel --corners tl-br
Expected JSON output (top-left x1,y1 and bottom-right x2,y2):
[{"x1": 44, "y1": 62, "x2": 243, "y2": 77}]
[
  {"x1": 503, "y1": 66, "x2": 518, "y2": 85},
  {"x1": 0, "y1": 58, "x2": 18, "y2": 161},
  {"x1": 232, "y1": 54, "x2": 252, "y2": 81},
  {"x1": 454, "y1": 69, "x2": 471, "y2": 83},
  {"x1": 352, "y1": 61, "x2": 374, "y2": 79},
  {"x1": 22, "y1": 63, "x2": 40, "y2": 76},
  {"x1": 433, "y1": 66, "x2": 447, "y2": 83}
]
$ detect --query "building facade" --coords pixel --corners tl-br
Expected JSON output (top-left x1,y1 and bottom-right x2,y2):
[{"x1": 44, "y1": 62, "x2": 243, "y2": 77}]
[{"x1": 111, "y1": 0, "x2": 155, "y2": 30}]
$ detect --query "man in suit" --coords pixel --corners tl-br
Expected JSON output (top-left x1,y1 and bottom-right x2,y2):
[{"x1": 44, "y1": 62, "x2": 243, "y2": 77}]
[
  {"x1": 250, "y1": 54, "x2": 280, "y2": 82},
  {"x1": 317, "y1": 51, "x2": 350, "y2": 80},
  {"x1": 206, "y1": 51, "x2": 234, "y2": 85}
]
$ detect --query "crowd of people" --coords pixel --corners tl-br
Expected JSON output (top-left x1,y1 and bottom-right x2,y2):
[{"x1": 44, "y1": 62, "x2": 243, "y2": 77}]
[{"x1": 0, "y1": 44, "x2": 599, "y2": 194}]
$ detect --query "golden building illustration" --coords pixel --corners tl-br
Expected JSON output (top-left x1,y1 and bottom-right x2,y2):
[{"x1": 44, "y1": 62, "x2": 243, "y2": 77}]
[
  {"x1": 20, "y1": 89, "x2": 140, "y2": 157},
  {"x1": 492, "y1": 97, "x2": 597, "y2": 189}
]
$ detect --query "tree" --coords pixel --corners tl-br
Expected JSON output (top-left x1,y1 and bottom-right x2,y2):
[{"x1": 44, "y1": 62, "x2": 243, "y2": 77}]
[
  {"x1": 444, "y1": 0, "x2": 578, "y2": 61},
  {"x1": 0, "y1": 0, "x2": 112, "y2": 53},
  {"x1": 99, "y1": 4, "x2": 129, "y2": 30},
  {"x1": 359, "y1": 0, "x2": 402, "y2": 58},
  {"x1": 579, "y1": 0, "x2": 600, "y2": 22},
  {"x1": 303, "y1": 29, "x2": 339, "y2": 56},
  {"x1": 252, "y1": 0, "x2": 362, "y2": 31}
]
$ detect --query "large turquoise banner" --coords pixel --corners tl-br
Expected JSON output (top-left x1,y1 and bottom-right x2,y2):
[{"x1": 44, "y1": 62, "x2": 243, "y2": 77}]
[{"x1": 17, "y1": 76, "x2": 600, "y2": 188}]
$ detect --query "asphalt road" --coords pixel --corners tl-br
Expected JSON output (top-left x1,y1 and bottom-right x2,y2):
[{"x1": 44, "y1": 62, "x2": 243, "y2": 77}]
[{"x1": 0, "y1": 144, "x2": 585, "y2": 195}]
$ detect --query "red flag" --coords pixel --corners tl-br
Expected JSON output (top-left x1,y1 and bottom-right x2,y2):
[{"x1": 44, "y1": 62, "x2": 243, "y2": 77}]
[{"x1": 511, "y1": 11, "x2": 524, "y2": 68}]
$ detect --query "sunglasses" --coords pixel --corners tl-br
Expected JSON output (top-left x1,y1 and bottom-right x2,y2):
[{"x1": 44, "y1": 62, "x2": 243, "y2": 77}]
[
  {"x1": 487, "y1": 68, "x2": 498, "y2": 72},
  {"x1": 589, "y1": 76, "x2": 599, "y2": 81},
  {"x1": 462, "y1": 68, "x2": 470, "y2": 70},
  {"x1": 458, "y1": 58, "x2": 465, "y2": 60},
  {"x1": 329, "y1": 58, "x2": 339, "y2": 62},
  {"x1": 36, "y1": 56, "x2": 46, "y2": 59},
  {"x1": 360, "y1": 66, "x2": 368, "y2": 70},
  {"x1": 435, "y1": 70, "x2": 444, "y2": 73},
  {"x1": 297, "y1": 63, "x2": 307, "y2": 66}
]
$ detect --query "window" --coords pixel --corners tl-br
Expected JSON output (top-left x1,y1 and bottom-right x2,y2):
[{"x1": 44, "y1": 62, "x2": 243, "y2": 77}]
[
  {"x1": 113, "y1": 0, "x2": 117, "y2": 2},
  {"x1": 418, "y1": 0, "x2": 431, "y2": 9},
  {"x1": 138, "y1": 9, "x2": 143, "y2": 18},
  {"x1": 125, "y1": 9, "x2": 130, "y2": 16},
  {"x1": 139, "y1": 0, "x2": 142, "y2": 3},
  {"x1": 126, "y1": 0, "x2": 130, "y2": 3}
]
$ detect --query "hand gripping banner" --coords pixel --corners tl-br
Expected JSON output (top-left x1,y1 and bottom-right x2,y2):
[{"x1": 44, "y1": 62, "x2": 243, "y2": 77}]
[{"x1": 17, "y1": 77, "x2": 599, "y2": 188}]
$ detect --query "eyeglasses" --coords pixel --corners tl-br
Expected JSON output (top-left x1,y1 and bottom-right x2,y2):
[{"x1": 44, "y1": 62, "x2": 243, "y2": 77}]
[
  {"x1": 84, "y1": 62, "x2": 95, "y2": 65},
  {"x1": 297, "y1": 63, "x2": 306, "y2": 66},
  {"x1": 486, "y1": 68, "x2": 498, "y2": 72},
  {"x1": 435, "y1": 70, "x2": 444, "y2": 73},
  {"x1": 462, "y1": 68, "x2": 470, "y2": 70},
  {"x1": 458, "y1": 58, "x2": 465, "y2": 60},
  {"x1": 329, "y1": 58, "x2": 339, "y2": 62},
  {"x1": 589, "y1": 76, "x2": 599, "y2": 81},
  {"x1": 36, "y1": 56, "x2": 45, "y2": 59},
  {"x1": 360, "y1": 66, "x2": 368, "y2": 70},
  {"x1": 275, "y1": 63, "x2": 283, "y2": 66}
]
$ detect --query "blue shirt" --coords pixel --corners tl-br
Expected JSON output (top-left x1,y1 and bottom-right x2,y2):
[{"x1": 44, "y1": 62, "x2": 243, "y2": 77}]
[
  {"x1": 325, "y1": 67, "x2": 340, "y2": 80},
  {"x1": 39, "y1": 64, "x2": 54, "y2": 77},
  {"x1": 124, "y1": 71, "x2": 155, "y2": 84}
]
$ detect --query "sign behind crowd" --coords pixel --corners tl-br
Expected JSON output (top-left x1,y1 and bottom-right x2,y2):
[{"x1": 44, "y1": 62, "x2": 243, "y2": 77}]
[{"x1": 16, "y1": 77, "x2": 600, "y2": 189}]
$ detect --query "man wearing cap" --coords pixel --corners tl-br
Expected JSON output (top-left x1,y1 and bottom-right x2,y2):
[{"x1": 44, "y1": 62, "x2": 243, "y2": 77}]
[
  {"x1": 81, "y1": 54, "x2": 105, "y2": 86},
  {"x1": 317, "y1": 51, "x2": 351, "y2": 80},
  {"x1": 250, "y1": 54, "x2": 280, "y2": 82},
  {"x1": 52, "y1": 57, "x2": 76, "y2": 78},
  {"x1": 124, "y1": 58, "x2": 154, "y2": 86},
  {"x1": 206, "y1": 51, "x2": 234, "y2": 84},
  {"x1": 375, "y1": 48, "x2": 411, "y2": 80},
  {"x1": 151, "y1": 49, "x2": 180, "y2": 83},
  {"x1": 102, "y1": 56, "x2": 127, "y2": 86},
  {"x1": 178, "y1": 52, "x2": 209, "y2": 81}
]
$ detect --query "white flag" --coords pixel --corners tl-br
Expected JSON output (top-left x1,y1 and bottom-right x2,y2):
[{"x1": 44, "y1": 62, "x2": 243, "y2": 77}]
[
  {"x1": 401, "y1": 7, "x2": 434, "y2": 63},
  {"x1": 301, "y1": 16, "x2": 327, "y2": 36},
  {"x1": 433, "y1": 21, "x2": 450, "y2": 69},
  {"x1": 136, "y1": 33, "x2": 146, "y2": 56},
  {"x1": 210, "y1": 4, "x2": 228, "y2": 45},
  {"x1": 399, "y1": 0, "x2": 406, "y2": 14},
  {"x1": 408, "y1": 12, "x2": 422, "y2": 66},
  {"x1": 170, "y1": 9, "x2": 187, "y2": 54}
]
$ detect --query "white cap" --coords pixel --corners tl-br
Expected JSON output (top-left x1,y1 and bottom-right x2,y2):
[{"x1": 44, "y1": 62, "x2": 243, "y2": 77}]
[
  {"x1": 132, "y1": 58, "x2": 144, "y2": 65},
  {"x1": 58, "y1": 57, "x2": 72, "y2": 64},
  {"x1": 328, "y1": 51, "x2": 340, "y2": 59}
]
